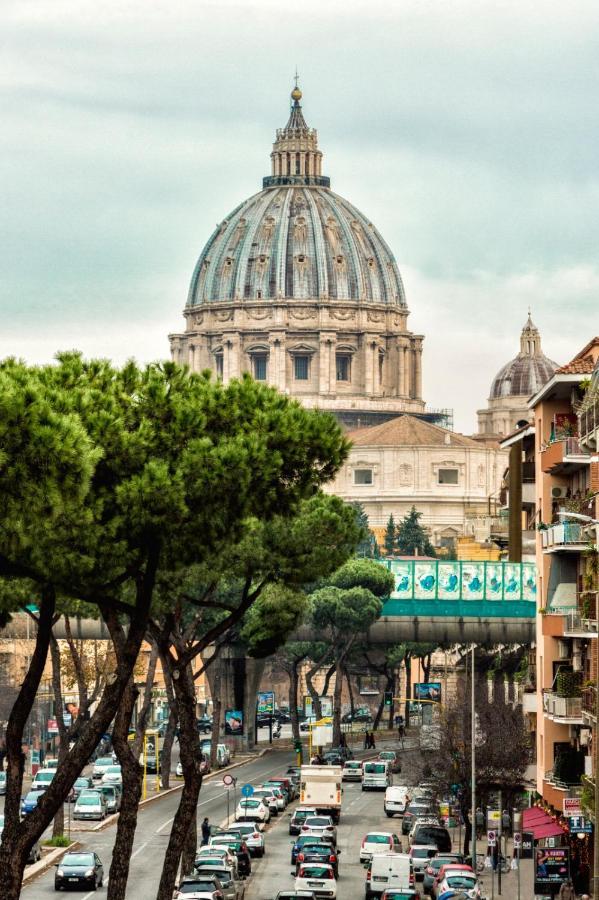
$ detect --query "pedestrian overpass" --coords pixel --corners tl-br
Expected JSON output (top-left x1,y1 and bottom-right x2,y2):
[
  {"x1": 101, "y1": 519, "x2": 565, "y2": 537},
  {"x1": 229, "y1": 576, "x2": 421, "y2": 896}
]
[{"x1": 369, "y1": 558, "x2": 536, "y2": 645}]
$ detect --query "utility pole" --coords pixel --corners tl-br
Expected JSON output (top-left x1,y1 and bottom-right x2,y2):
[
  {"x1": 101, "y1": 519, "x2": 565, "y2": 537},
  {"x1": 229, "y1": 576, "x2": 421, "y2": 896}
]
[
  {"x1": 471, "y1": 644, "x2": 476, "y2": 873},
  {"x1": 498, "y1": 788, "x2": 502, "y2": 895}
]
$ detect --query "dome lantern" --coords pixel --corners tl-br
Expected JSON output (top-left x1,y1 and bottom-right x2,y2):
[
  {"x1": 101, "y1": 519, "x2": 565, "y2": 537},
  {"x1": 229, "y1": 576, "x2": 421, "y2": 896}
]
[{"x1": 264, "y1": 82, "x2": 329, "y2": 189}]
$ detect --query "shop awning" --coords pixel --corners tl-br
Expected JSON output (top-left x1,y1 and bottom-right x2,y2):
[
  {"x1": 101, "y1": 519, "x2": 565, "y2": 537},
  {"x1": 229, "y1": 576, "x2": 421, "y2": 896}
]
[{"x1": 522, "y1": 807, "x2": 565, "y2": 839}]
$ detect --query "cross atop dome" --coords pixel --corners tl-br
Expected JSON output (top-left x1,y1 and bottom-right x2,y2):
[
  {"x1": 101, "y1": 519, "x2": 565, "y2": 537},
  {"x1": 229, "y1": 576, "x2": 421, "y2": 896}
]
[{"x1": 263, "y1": 82, "x2": 330, "y2": 189}]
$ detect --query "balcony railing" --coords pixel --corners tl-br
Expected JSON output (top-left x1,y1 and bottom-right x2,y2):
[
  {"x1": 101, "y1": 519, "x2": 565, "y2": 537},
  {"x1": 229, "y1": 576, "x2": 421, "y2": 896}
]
[
  {"x1": 541, "y1": 522, "x2": 588, "y2": 551},
  {"x1": 579, "y1": 400, "x2": 599, "y2": 451},
  {"x1": 541, "y1": 437, "x2": 591, "y2": 474},
  {"x1": 583, "y1": 686, "x2": 597, "y2": 720},
  {"x1": 545, "y1": 769, "x2": 584, "y2": 791},
  {"x1": 563, "y1": 611, "x2": 599, "y2": 637},
  {"x1": 543, "y1": 690, "x2": 583, "y2": 723}
]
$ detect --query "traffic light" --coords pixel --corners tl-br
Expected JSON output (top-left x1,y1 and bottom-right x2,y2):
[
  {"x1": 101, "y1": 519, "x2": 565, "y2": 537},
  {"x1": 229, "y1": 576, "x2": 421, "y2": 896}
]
[
  {"x1": 294, "y1": 740, "x2": 302, "y2": 753},
  {"x1": 384, "y1": 691, "x2": 393, "y2": 707}
]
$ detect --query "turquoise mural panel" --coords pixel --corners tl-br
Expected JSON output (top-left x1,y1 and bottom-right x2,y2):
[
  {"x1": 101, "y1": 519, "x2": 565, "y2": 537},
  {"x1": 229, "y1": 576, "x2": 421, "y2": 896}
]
[
  {"x1": 462, "y1": 562, "x2": 485, "y2": 600},
  {"x1": 522, "y1": 563, "x2": 537, "y2": 601},
  {"x1": 438, "y1": 562, "x2": 460, "y2": 599},
  {"x1": 414, "y1": 561, "x2": 437, "y2": 598},
  {"x1": 486, "y1": 563, "x2": 504, "y2": 600},
  {"x1": 504, "y1": 563, "x2": 522, "y2": 600},
  {"x1": 390, "y1": 560, "x2": 413, "y2": 599}
]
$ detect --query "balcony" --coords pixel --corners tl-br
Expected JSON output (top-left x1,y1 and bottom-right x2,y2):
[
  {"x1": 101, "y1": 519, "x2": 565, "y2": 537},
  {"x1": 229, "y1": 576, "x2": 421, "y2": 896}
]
[
  {"x1": 542, "y1": 690, "x2": 583, "y2": 724},
  {"x1": 541, "y1": 437, "x2": 591, "y2": 474},
  {"x1": 582, "y1": 686, "x2": 597, "y2": 722},
  {"x1": 541, "y1": 522, "x2": 589, "y2": 553},
  {"x1": 563, "y1": 611, "x2": 599, "y2": 638},
  {"x1": 579, "y1": 400, "x2": 599, "y2": 452}
]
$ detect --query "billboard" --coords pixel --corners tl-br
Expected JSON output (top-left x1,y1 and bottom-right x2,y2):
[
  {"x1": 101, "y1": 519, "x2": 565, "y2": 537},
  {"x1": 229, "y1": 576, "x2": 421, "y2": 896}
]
[
  {"x1": 224, "y1": 709, "x2": 244, "y2": 735},
  {"x1": 414, "y1": 682, "x2": 442, "y2": 703},
  {"x1": 257, "y1": 691, "x2": 275, "y2": 715},
  {"x1": 387, "y1": 559, "x2": 537, "y2": 602},
  {"x1": 534, "y1": 848, "x2": 570, "y2": 893}
]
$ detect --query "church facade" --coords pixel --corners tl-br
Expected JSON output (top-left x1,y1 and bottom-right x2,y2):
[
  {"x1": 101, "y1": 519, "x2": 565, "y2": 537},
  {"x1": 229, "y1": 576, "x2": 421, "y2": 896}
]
[{"x1": 169, "y1": 85, "x2": 434, "y2": 428}]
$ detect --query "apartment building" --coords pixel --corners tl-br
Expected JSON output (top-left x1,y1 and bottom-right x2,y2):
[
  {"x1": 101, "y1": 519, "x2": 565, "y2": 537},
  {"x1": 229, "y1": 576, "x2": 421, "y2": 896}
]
[{"x1": 530, "y1": 340, "x2": 599, "y2": 822}]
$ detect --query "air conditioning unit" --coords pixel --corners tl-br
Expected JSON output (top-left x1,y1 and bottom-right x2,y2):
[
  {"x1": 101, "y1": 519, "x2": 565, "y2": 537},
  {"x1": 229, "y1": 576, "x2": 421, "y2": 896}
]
[
  {"x1": 557, "y1": 640, "x2": 571, "y2": 659},
  {"x1": 552, "y1": 486, "x2": 567, "y2": 499}
]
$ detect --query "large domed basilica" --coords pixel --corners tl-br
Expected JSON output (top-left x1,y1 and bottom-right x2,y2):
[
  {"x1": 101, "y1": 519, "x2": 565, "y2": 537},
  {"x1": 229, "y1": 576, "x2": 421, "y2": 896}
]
[{"x1": 169, "y1": 85, "x2": 439, "y2": 428}]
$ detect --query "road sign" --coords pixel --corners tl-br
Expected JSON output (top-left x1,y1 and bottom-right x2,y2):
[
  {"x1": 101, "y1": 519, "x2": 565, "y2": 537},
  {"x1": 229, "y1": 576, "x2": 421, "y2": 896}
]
[
  {"x1": 569, "y1": 815, "x2": 593, "y2": 833},
  {"x1": 563, "y1": 797, "x2": 582, "y2": 816},
  {"x1": 223, "y1": 774, "x2": 235, "y2": 787},
  {"x1": 487, "y1": 830, "x2": 496, "y2": 847},
  {"x1": 240, "y1": 783, "x2": 254, "y2": 798},
  {"x1": 513, "y1": 832, "x2": 522, "y2": 848}
]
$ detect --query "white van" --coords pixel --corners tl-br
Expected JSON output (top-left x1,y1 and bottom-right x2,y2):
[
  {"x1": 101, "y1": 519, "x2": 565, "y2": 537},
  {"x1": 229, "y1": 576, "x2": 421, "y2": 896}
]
[
  {"x1": 365, "y1": 852, "x2": 413, "y2": 899},
  {"x1": 384, "y1": 785, "x2": 409, "y2": 817},
  {"x1": 362, "y1": 760, "x2": 392, "y2": 791}
]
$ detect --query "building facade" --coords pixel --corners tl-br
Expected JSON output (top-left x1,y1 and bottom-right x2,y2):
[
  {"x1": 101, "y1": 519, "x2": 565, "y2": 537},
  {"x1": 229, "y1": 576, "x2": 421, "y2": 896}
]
[
  {"x1": 169, "y1": 85, "x2": 452, "y2": 429},
  {"x1": 325, "y1": 414, "x2": 506, "y2": 548},
  {"x1": 478, "y1": 315, "x2": 558, "y2": 437}
]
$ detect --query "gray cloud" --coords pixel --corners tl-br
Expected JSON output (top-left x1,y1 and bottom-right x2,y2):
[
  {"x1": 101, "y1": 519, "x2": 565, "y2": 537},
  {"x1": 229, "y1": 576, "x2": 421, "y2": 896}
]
[{"x1": 2, "y1": 0, "x2": 598, "y2": 431}]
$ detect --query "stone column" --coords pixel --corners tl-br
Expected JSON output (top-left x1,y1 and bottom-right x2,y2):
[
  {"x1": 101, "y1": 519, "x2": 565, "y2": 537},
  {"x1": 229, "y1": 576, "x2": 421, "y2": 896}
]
[
  {"x1": 364, "y1": 339, "x2": 378, "y2": 396},
  {"x1": 269, "y1": 332, "x2": 286, "y2": 391},
  {"x1": 401, "y1": 341, "x2": 411, "y2": 399},
  {"x1": 319, "y1": 333, "x2": 336, "y2": 395},
  {"x1": 414, "y1": 339, "x2": 423, "y2": 401},
  {"x1": 187, "y1": 343, "x2": 196, "y2": 372},
  {"x1": 223, "y1": 333, "x2": 241, "y2": 384}
]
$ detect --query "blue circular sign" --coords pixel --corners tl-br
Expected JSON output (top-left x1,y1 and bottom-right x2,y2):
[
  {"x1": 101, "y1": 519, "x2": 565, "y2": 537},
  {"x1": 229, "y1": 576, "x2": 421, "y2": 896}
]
[{"x1": 240, "y1": 783, "x2": 254, "y2": 798}]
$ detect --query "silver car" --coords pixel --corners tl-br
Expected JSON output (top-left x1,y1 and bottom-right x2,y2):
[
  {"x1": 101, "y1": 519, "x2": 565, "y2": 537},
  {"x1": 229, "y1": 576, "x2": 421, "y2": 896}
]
[
  {"x1": 192, "y1": 865, "x2": 243, "y2": 900},
  {"x1": 222, "y1": 822, "x2": 265, "y2": 858}
]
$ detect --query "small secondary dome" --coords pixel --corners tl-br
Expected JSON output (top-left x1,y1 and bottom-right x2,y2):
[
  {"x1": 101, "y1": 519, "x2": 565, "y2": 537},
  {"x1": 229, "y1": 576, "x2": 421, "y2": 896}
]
[{"x1": 490, "y1": 314, "x2": 557, "y2": 399}]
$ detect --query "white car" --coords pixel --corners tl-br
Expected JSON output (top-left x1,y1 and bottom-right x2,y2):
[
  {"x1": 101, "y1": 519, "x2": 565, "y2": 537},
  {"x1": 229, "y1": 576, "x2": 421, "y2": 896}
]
[
  {"x1": 92, "y1": 756, "x2": 114, "y2": 781},
  {"x1": 31, "y1": 769, "x2": 55, "y2": 791},
  {"x1": 301, "y1": 816, "x2": 337, "y2": 842},
  {"x1": 409, "y1": 843, "x2": 437, "y2": 880},
  {"x1": 295, "y1": 862, "x2": 337, "y2": 898},
  {"x1": 251, "y1": 788, "x2": 280, "y2": 815},
  {"x1": 101, "y1": 765, "x2": 123, "y2": 786},
  {"x1": 435, "y1": 870, "x2": 482, "y2": 899},
  {"x1": 262, "y1": 784, "x2": 286, "y2": 810},
  {"x1": 235, "y1": 797, "x2": 270, "y2": 822},
  {"x1": 359, "y1": 831, "x2": 402, "y2": 864},
  {"x1": 342, "y1": 760, "x2": 363, "y2": 781},
  {"x1": 173, "y1": 874, "x2": 228, "y2": 899},
  {"x1": 73, "y1": 790, "x2": 106, "y2": 820},
  {"x1": 384, "y1": 785, "x2": 409, "y2": 817},
  {"x1": 199, "y1": 844, "x2": 239, "y2": 876},
  {"x1": 226, "y1": 821, "x2": 265, "y2": 857}
]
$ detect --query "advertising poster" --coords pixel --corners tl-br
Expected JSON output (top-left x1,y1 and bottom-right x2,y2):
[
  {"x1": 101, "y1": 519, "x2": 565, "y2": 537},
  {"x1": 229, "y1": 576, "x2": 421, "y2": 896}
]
[
  {"x1": 522, "y1": 563, "x2": 537, "y2": 601},
  {"x1": 224, "y1": 709, "x2": 244, "y2": 735},
  {"x1": 414, "y1": 562, "x2": 437, "y2": 598},
  {"x1": 461, "y1": 563, "x2": 485, "y2": 600},
  {"x1": 504, "y1": 563, "x2": 523, "y2": 600},
  {"x1": 534, "y1": 848, "x2": 570, "y2": 892},
  {"x1": 438, "y1": 562, "x2": 460, "y2": 599},
  {"x1": 414, "y1": 682, "x2": 442, "y2": 703},
  {"x1": 486, "y1": 563, "x2": 504, "y2": 598},
  {"x1": 392, "y1": 561, "x2": 413, "y2": 599},
  {"x1": 257, "y1": 691, "x2": 275, "y2": 715}
]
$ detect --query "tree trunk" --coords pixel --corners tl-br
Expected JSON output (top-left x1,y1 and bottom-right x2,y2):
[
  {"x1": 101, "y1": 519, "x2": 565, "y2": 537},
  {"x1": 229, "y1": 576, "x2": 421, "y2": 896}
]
[
  {"x1": 156, "y1": 660, "x2": 203, "y2": 899},
  {"x1": 208, "y1": 660, "x2": 222, "y2": 769},
  {"x1": 305, "y1": 660, "x2": 325, "y2": 721},
  {"x1": 423, "y1": 653, "x2": 432, "y2": 684},
  {"x1": 345, "y1": 665, "x2": 355, "y2": 718},
  {"x1": 107, "y1": 679, "x2": 143, "y2": 900},
  {"x1": 288, "y1": 662, "x2": 301, "y2": 743},
  {"x1": 49, "y1": 632, "x2": 68, "y2": 838},
  {"x1": 160, "y1": 704, "x2": 178, "y2": 790},
  {"x1": 387, "y1": 668, "x2": 397, "y2": 730},
  {"x1": 404, "y1": 655, "x2": 412, "y2": 727},
  {"x1": 331, "y1": 659, "x2": 344, "y2": 746},
  {"x1": 373, "y1": 672, "x2": 393, "y2": 730},
  {"x1": 244, "y1": 657, "x2": 266, "y2": 751},
  {"x1": 0, "y1": 561, "x2": 157, "y2": 900}
]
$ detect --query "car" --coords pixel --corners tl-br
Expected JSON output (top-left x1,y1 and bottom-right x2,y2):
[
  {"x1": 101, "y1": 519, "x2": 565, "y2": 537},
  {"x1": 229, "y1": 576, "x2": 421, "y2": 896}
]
[
  {"x1": 291, "y1": 834, "x2": 336, "y2": 866},
  {"x1": 365, "y1": 853, "x2": 414, "y2": 900},
  {"x1": 321, "y1": 751, "x2": 345, "y2": 767},
  {"x1": 341, "y1": 710, "x2": 373, "y2": 724},
  {"x1": 177, "y1": 753, "x2": 211, "y2": 777},
  {"x1": 408, "y1": 844, "x2": 437, "y2": 880},
  {"x1": 174, "y1": 874, "x2": 226, "y2": 899},
  {"x1": 362, "y1": 760, "x2": 392, "y2": 791},
  {"x1": 235, "y1": 797, "x2": 270, "y2": 823},
  {"x1": 192, "y1": 865, "x2": 243, "y2": 900},
  {"x1": 301, "y1": 816, "x2": 337, "y2": 842},
  {"x1": 101, "y1": 764, "x2": 123, "y2": 786},
  {"x1": 253, "y1": 786, "x2": 284, "y2": 812},
  {"x1": 378, "y1": 750, "x2": 401, "y2": 774},
  {"x1": 431, "y1": 864, "x2": 475, "y2": 899},
  {"x1": 409, "y1": 823, "x2": 451, "y2": 853},
  {"x1": 68, "y1": 776, "x2": 94, "y2": 802},
  {"x1": 265, "y1": 778, "x2": 295, "y2": 802},
  {"x1": 54, "y1": 851, "x2": 104, "y2": 890},
  {"x1": 0, "y1": 771, "x2": 6, "y2": 795},
  {"x1": 408, "y1": 817, "x2": 441, "y2": 846},
  {"x1": 402, "y1": 803, "x2": 434, "y2": 836},
  {"x1": 271, "y1": 893, "x2": 317, "y2": 900},
  {"x1": 360, "y1": 832, "x2": 402, "y2": 864},
  {"x1": 44, "y1": 758, "x2": 59, "y2": 770},
  {"x1": 139, "y1": 751, "x2": 161, "y2": 773},
  {"x1": 21, "y1": 790, "x2": 44, "y2": 815},
  {"x1": 294, "y1": 863, "x2": 337, "y2": 898},
  {"x1": 294, "y1": 840, "x2": 340, "y2": 877},
  {"x1": 274, "y1": 710, "x2": 292, "y2": 724},
  {"x1": 209, "y1": 837, "x2": 252, "y2": 877},
  {"x1": 299, "y1": 717, "x2": 317, "y2": 733},
  {"x1": 342, "y1": 760, "x2": 363, "y2": 782},
  {"x1": 198, "y1": 844, "x2": 239, "y2": 876},
  {"x1": 32, "y1": 769, "x2": 55, "y2": 791},
  {"x1": 289, "y1": 807, "x2": 318, "y2": 835},
  {"x1": 97, "y1": 783, "x2": 121, "y2": 813},
  {"x1": 422, "y1": 854, "x2": 465, "y2": 895},
  {"x1": 197, "y1": 715, "x2": 213, "y2": 734},
  {"x1": 216, "y1": 743, "x2": 231, "y2": 767},
  {"x1": 73, "y1": 790, "x2": 107, "y2": 820},
  {"x1": 286, "y1": 766, "x2": 302, "y2": 785},
  {"x1": 384, "y1": 785, "x2": 409, "y2": 817},
  {"x1": 226, "y1": 821, "x2": 266, "y2": 857},
  {"x1": 92, "y1": 755, "x2": 114, "y2": 781},
  {"x1": 381, "y1": 891, "x2": 421, "y2": 899},
  {"x1": 434, "y1": 869, "x2": 482, "y2": 900}
]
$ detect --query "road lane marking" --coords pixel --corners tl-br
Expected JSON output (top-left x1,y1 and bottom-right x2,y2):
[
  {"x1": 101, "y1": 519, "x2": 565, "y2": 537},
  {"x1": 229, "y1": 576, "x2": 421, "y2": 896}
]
[{"x1": 79, "y1": 841, "x2": 149, "y2": 899}]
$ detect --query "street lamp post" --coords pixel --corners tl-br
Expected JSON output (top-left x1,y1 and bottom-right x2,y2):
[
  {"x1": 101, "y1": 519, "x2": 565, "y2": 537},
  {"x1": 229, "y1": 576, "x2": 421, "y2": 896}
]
[
  {"x1": 559, "y1": 510, "x2": 599, "y2": 897},
  {"x1": 471, "y1": 644, "x2": 476, "y2": 873}
]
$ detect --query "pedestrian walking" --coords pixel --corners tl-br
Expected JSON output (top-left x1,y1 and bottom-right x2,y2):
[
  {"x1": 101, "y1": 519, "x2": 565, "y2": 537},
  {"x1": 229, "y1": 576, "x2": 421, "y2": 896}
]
[
  {"x1": 201, "y1": 816, "x2": 211, "y2": 846},
  {"x1": 364, "y1": 731, "x2": 370, "y2": 750},
  {"x1": 370, "y1": 731, "x2": 376, "y2": 750},
  {"x1": 475, "y1": 807, "x2": 484, "y2": 840},
  {"x1": 501, "y1": 808, "x2": 511, "y2": 836},
  {"x1": 558, "y1": 878, "x2": 576, "y2": 900}
]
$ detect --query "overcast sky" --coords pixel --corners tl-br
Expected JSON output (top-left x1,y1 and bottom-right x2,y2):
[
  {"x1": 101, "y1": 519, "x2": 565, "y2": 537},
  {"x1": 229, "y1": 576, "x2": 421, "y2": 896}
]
[{"x1": 2, "y1": 0, "x2": 598, "y2": 432}]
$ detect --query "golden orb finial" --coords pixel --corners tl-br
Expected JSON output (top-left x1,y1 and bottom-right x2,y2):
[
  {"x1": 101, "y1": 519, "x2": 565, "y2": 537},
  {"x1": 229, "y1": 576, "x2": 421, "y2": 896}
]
[{"x1": 291, "y1": 86, "x2": 302, "y2": 102}]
